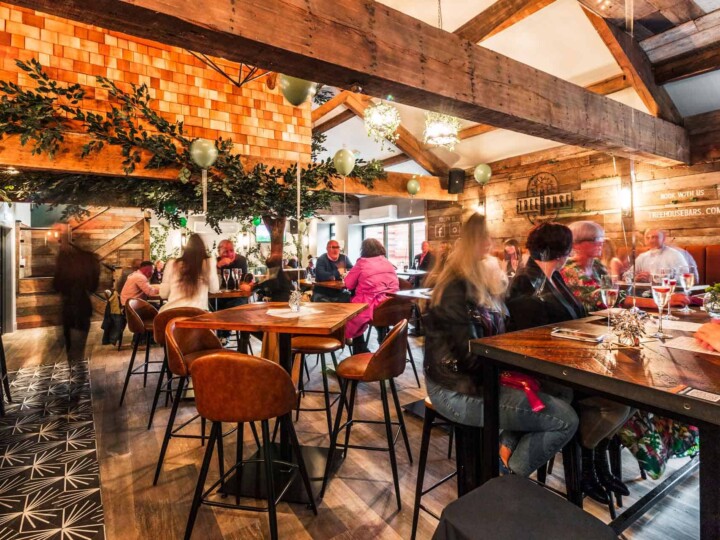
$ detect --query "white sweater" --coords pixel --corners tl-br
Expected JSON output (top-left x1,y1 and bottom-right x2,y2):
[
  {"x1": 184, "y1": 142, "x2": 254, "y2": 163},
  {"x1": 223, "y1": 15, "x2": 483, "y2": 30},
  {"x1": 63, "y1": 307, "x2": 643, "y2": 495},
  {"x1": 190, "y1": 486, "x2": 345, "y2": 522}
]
[{"x1": 159, "y1": 258, "x2": 219, "y2": 312}]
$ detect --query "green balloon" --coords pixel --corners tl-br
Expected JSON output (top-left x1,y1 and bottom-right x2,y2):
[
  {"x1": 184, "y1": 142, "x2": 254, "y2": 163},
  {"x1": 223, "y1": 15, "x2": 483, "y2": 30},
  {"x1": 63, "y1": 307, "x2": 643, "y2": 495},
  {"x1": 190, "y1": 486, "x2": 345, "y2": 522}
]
[
  {"x1": 406, "y1": 178, "x2": 421, "y2": 196},
  {"x1": 190, "y1": 138, "x2": 218, "y2": 169},
  {"x1": 333, "y1": 148, "x2": 356, "y2": 176},
  {"x1": 473, "y1": 163, "x2": 492, "y2": 185},
  {"x1": 252, "y1": 216, "x2": 262, "y2": 227},
  {"x1": 278, "y1": 74, "x2": 317, "y2": 106},
  {"x1": 163, "y1": 201, "x2": 177, "y2": 214},
  {"x1": 179, "y1": 217, "x2": 188, "y2": 228}
]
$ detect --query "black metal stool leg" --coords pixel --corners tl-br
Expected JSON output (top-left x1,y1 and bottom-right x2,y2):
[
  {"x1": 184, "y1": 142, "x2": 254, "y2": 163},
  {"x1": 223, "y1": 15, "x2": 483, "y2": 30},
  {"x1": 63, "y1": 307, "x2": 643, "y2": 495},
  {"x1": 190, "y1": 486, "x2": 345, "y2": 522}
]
[
  {"x1": 341, "y1": 381, "x2": 358, "y2": 459},
  {"x1": 295, "y1": 354, "x2": 305, "y2": 421},
  {"x1": 320, "y1": 378, "x2": 349, "y2": 500},
  {"x1": 250, "y1": 421, "x2": 261, "y2": 447},
  {"x1": 389, "y1": 379, "x2": 413, "y2": 463},
  {"x1": 320, "y1": 354, "x2": 333, "y2": 437},
  {"x1": 183, "y1": 421, "x2": 219, "y2": 540},
  {"x1": 448, "y1": 426, "x2": 454, "y2": 459},
  {"x1": 119, "y1": 333, "x2": 141, "y2": 407},
  {"x1": 261, "y1": 420, "x2": 279, "y2": 540},
  {"x1": 235, "y1": 422, "x2": 244, "y2": 505},
  {"x1": 148, "y1": 353, "x2": 168, "y2": 430},
  {"x1": 609, "y1": 436, "x2": 624, "y2": 508},
  {"x1": 406, "y1": 343, "x2": 420, "y2": 388},
  {"x1": 143, "y1": 331, "x2": 152, "y2": 387},
  {"x1": 217, "y1": 422, "x2": 225, "y2": 490},
  {"x1": 411, "y1": 406, "x2": 437, "y2": 540},
  {"x1": 380, "y1": 379, "x2": 401, "y2": 510},
  {"x1": 154, "y1": 377, "x2": 186, "y2": 485}
]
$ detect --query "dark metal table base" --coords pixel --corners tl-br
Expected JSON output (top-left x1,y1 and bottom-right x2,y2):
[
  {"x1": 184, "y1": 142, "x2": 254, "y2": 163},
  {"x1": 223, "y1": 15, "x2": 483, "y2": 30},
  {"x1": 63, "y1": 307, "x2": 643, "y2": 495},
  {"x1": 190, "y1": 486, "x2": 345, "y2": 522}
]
[{"x1": 219, "y1": 442, "x2": 341, "y2": 504}]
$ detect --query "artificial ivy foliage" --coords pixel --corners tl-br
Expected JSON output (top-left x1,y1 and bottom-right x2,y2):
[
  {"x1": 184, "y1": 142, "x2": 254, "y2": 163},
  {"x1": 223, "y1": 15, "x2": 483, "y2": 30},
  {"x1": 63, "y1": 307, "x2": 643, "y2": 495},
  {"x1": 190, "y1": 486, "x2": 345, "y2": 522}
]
[{"x1": 0, "y1": 59, "x2": 386, "y2": 233}]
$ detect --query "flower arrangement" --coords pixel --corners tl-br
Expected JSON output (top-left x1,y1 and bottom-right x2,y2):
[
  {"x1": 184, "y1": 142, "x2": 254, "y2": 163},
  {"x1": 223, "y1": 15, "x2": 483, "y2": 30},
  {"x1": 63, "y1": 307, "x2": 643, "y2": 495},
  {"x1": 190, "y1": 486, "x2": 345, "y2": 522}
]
[
  {"x1": 613, "y1": 308, "x2": 648, "y2": 347},
  {"x1": 704, "y1": 283, "x2": 720, "y2": 318}
]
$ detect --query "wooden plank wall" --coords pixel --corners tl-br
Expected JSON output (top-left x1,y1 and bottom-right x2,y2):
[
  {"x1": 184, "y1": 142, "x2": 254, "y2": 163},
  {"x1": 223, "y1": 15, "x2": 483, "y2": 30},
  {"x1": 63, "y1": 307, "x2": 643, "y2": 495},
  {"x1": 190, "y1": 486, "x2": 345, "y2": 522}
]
[
  {"x1": 452, "y1": 154, "x2": 720, "y2": 248},
  {"x1": 16, "y1": 206, "x2": 147, "y2": 329}
]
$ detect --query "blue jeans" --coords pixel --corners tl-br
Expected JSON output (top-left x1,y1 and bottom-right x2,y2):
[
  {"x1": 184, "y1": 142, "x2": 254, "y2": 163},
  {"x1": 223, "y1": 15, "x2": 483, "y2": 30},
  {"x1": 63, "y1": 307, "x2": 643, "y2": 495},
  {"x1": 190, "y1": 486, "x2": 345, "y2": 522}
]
[{"x1": 427, "y1": 378, "x2": 579, "y2": 477}]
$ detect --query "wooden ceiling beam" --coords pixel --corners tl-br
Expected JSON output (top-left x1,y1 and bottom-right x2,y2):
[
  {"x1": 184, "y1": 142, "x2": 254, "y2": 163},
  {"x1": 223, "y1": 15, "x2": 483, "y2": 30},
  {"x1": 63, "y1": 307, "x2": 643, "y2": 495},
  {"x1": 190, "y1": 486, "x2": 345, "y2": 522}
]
[
  {"x1": 640, "y1": 9, "x2": 720, "y2": 64},
  {"x1": 584, "y1": 8, "x2": 683, "y2": 124},
  {"x1": 311, "y1": 91, "x2": 349, "y2": 123},
  {"x1": 653, "y1": 42, "x2": 720, "y2": 84},
  {"x1": 454, "y1": 0, "x2": 555, "y2": 43},
  {"x1": 0, "y1": 132, "x2": 457, "y2": 200},
  {"x1": 3, "y1": 0, "x2": 689, "y2": 165},
  {"x1": 380, "y1": 153, "x2": 410, "y2": 167},
  {"x1": 342, "y1": 92, "x2": 449, "y2": 176},
  {"x1": 313, "y1": 109, "x2": 355, "y2": 134},
  {"x1": 685, "y1": 109, "x2": 720, "y2": 164},
  {"x1": 458, "y1": 123, "x2": 496, "y2": 140}
]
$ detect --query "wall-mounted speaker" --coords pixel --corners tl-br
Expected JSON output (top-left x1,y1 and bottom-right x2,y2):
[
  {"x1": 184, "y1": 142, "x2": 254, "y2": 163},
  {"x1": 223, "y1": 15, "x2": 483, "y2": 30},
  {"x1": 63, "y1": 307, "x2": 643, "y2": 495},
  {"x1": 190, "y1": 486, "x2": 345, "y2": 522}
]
[
  {"x1": 288, "y1": 218, "x2": 299, "y2": 234},
  {"x1": 448, "y1": 168, "x2": 465, "y2": 194}
]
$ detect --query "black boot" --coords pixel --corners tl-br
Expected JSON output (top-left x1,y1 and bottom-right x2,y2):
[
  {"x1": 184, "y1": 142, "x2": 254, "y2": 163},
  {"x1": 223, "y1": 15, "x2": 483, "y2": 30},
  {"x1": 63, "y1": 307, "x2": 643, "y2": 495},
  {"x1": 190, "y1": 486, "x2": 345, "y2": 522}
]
[
  {"x1": 351, "y1": 335, "x2": 369, "y2": 354},
  {"x1": 581, "y1": 446, "x2": 610, "y2": 504},
  {"x1": 595, "y1": 438, "x2": 630, "y2": 496}
]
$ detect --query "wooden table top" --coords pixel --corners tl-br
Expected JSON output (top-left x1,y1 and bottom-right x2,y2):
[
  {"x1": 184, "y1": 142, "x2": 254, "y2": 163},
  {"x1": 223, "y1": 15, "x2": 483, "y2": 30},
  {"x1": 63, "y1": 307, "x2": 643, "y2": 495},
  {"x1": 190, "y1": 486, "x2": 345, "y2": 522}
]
[
  {"x1": 471, "y1": 309, "x2": 720, "y2": 426},
  {"x1": 175, "y1": 301, "x2": 367, "y2": 335},
  {"x1": 209, "y1": 290, "x2": 253, "y2": 299},
  {"x1": 311, "y1": 280, "x2": 346, "y2": 290},
  {"x1": 389, "y1": 288, "x2": 432, "y2": 301}
]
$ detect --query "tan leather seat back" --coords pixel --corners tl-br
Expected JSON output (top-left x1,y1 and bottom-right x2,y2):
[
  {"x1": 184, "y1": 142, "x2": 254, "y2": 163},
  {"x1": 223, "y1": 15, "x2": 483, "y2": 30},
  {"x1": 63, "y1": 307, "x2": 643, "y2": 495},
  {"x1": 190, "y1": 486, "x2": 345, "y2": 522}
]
[
  {"x1": 153, "y1": 307, "x2": 206, "y2": 346},
  {"x1": 165, "y1": 319, "x2": 222, "y2": 377},
  {"x1": 126, "y1": 298, "x2": 158, "y2": 334},
  {"x1": 372, "y1": 297, "x2": 412, "y2": 328},
  {"x1": 363, "y1": 319, "x2": 409, "y2": 382}
]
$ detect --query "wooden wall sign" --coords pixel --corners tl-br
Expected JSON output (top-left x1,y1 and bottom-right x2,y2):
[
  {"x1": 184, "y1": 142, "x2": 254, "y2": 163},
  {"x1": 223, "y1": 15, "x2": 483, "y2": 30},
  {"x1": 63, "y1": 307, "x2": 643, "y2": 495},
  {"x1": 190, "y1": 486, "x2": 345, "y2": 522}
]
[{"x1": 518, "y1": 172, "x2": 573, "y2": 223}]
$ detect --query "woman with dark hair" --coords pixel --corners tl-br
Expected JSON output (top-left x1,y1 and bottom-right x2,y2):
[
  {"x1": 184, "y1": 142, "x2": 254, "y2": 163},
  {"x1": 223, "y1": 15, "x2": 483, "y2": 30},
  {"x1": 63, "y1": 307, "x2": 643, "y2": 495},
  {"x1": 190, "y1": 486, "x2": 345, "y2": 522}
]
[
  {"x1": 506, "y1": 221, "x2": 632, "y2": 504},
  {"x1": 159, "y1": 233, "x2": 219, "y2": 312},
  {"x1": 501, "y1": 238, "x2": 523, "y2": 279},
  {"x1": 256, "y1": 254, "x2": 293, "y2": 302},
  {"x1": 343, "y1": 238, "x2": 399, "y2": 352},
  {"x1": 424, "y1": 215, "x2": 578, "y2": 478}
]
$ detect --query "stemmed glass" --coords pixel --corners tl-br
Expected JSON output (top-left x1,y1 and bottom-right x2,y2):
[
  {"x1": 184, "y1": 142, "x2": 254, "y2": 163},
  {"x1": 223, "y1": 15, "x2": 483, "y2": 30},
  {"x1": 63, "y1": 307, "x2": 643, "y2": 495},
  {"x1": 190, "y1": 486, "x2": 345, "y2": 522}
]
[
  {"x1": 678, "y1": 265, "x2": 695, "y2": 315},
  {"x1": 231, "y1": 268, "x2": 240, "y2": 291},
  {"x1": 651, "y1": 273, "x2": 672, "y2": 339},
  {"x1": 600, "y1": 276, "x2": 619, "y2": 334},
  {"x1": 222, "y1": 268, "x2": 230, "y2": 291},
  {"x1": 661, "y1": 268, "x2": 678, "y2": 320},
  {"x1": 337, "y1": 262, "x2": 346, "y2": 282}
]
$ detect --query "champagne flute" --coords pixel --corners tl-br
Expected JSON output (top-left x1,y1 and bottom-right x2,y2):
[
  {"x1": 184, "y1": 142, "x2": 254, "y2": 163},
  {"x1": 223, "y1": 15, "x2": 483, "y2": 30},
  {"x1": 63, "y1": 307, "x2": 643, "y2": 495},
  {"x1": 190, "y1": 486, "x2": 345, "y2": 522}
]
[
  {"x1": 600, "y1": 276, "x2": 619, "y2": 333},
  {"x1": 678, "y1": 265, "x2": 695, "y2": 315},
  {"x1": 651, "y1": 274, "x2": 672, "y2": 338},
  {"x1": 231, "y1": 268, "x2": 240, "y2": 291},
  {"x1": 661, "y1": 268, "x2": 678, "y2": 320},
  {"x1": 222, "y1": 268, "x2": 230, "y2": 291}
]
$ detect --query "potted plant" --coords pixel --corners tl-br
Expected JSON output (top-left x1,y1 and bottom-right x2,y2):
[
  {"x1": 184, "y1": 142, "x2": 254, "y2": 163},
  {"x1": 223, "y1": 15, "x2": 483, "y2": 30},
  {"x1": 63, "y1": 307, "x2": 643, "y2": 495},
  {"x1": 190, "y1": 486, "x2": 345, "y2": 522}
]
[{"x1": 704, "y1": 283, "x2": 720, "y2": 319}]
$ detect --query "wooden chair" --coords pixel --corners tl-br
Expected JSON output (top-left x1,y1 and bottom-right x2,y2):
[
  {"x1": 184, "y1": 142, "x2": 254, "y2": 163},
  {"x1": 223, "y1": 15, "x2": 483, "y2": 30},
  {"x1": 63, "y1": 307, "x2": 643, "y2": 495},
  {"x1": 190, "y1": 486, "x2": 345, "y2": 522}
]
[
  {"x1": 119, "y1": 298, "x2": 160, "y2": 407},
  {"x1": 320, "y1": 320, "x2": 413, "y2": 510},
  {"x1": 368, "y1": 296, "x2": 420, "y2": 387},
  {"x1": 184, "y1": 352, "x2": 317, "y2": 540}
]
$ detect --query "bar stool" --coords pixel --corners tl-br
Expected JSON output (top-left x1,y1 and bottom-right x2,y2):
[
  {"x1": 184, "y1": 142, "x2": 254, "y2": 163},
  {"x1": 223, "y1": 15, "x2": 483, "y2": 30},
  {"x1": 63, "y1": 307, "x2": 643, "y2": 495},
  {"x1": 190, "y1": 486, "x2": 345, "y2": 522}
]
[
  {"x1": 119, "y1": 298, "x2": 160, "y2": 407},
  {"x1": 147, "y1": 307, "x2": 207, "y2": 430},
  {"x1": 320, "y1": 319, "x2": 413, "y2": 510},
  {"x1": 0, "y1": 332, "x2": 11, "y2": 416},
  {"x1": 291, "y1": 326, "x2": 343, "y2": 435},
  {"x1": 435, "y1": 475, "x2": 617, "y2": 539},
  {"x1": 184, "y1": 351, "x2": 317, "y2": 540},
  {"x1": 368, "y1": 296, "x2": 420, "y2": 387},
  {"x1": 154, "y1": 319, "x2": 227, "y2": 485}
]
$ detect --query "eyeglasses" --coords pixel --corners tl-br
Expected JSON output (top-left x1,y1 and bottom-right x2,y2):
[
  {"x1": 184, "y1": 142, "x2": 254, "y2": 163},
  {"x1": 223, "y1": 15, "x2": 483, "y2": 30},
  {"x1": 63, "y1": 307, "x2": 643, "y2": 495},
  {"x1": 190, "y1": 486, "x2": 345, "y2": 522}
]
[{"x1": 328, "y1": 245, "x2": 340, "y2": 249}]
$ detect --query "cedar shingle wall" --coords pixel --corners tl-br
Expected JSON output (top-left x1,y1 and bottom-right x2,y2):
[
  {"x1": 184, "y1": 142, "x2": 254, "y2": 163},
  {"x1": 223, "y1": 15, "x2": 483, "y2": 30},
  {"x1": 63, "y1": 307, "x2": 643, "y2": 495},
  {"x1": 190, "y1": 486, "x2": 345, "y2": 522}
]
[{"x1": 0, "y1": 3, "x2": 311, "y2": 162}]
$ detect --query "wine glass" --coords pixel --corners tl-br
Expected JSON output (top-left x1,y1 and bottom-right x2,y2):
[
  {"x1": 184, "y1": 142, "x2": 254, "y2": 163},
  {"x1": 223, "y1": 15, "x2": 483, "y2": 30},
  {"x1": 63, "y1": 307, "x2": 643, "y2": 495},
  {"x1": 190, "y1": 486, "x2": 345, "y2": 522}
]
[
  {"x1": 651, "y1": 274, "x2": 672, "y2": 339},
  {"x1": 231, "y1": 268, "x2": 240, "y2": 291},
  {"x1": 678, "y1": 265, "x2": 695, "y2": 315},
  {"x1": 600, "y1": 276, "x2": 619, "y2": 333},
  {"x1": 337, "y1": 262, "x2": 346, "y2": 281},
  {"x1": 661, "y1": 268, "x2": 678, "y2": 320},
  {"x1": 222, "y1": 268, "x2": 230, "y2": 291}
]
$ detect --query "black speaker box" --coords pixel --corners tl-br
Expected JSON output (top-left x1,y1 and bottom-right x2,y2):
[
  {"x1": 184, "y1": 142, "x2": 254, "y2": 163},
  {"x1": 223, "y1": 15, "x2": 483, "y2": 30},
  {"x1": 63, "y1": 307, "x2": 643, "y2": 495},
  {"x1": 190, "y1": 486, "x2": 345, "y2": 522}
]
[
  {"x1": 288, "y1": 218, "x2": 299, "y2": 234},
  {"x1": 448, "y1": 168, "x2": 465, "y2": 194}
]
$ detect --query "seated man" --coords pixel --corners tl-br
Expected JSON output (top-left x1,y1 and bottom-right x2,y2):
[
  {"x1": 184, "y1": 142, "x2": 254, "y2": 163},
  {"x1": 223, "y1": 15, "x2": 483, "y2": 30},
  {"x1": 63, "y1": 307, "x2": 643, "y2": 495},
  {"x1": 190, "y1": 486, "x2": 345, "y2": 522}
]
[
  {"x1": 312, "y1": 240, "x2": 353, "y2": 303},
  {"x1": 411, "y1": 241, "x2": 435, "y2": 287},
  {"x1": 216, "y1": 239, "x2": 249, "y2": 344},
  {"x1": 120, "y1": 260, "x2": 159, "y2": 306},
  {"x1": 635, "y1": 229, "x2": 694, "y2": 282}
]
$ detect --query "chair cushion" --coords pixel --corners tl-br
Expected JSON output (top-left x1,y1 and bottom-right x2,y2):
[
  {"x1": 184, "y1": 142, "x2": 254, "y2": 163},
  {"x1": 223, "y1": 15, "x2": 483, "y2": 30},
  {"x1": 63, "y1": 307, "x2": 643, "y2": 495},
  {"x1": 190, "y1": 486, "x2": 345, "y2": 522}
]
[
  {"x1": 336, "y1": 353, "x2": 373, "y2": 380},
  {"x1": 433, "y1": 475, "x2": 617, "y2": 540},
  {"x1": 182, "y1": 349, "x2": 225, "y2": 371},
  {"x1": 291, "y1": 336, "x2": 343, "y2": 353}
]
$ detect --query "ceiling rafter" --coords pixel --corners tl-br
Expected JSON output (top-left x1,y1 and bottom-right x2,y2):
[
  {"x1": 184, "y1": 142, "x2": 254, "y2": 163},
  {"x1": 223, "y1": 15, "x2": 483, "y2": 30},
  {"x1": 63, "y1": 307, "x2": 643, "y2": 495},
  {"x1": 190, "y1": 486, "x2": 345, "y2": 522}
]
[
  {"x1": 583, "y1": 8, "x2": 683, "y2": 124},
  {"x1": 380, "y1": 153, "x2": 411, "y2": 167},
  {"x1": 313, "y1": 109, "x2": 355, "y2": 134},
  {"x1": 454, "y1": 0, "x2": 556, "y2": 43},
  {"x1": 654, "y1": 42, "x2": 720, "y2": 84},
  {"x1": 1, "y1": 0, "x2": 689, "y2": 165}
]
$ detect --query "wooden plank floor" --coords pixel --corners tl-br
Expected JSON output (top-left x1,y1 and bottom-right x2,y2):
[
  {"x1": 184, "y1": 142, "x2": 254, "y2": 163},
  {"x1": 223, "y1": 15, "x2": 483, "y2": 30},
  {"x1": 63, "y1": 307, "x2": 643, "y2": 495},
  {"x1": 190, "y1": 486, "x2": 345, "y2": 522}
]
[{"x1": 3, "y1": 323, "x2": 699, "y2": 539}]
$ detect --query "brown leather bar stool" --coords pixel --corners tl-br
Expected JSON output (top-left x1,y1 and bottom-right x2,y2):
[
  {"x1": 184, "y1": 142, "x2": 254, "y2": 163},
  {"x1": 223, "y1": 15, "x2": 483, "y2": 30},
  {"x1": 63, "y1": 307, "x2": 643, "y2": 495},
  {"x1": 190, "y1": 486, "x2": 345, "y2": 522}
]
[
  {"x1": 368, "y1": 296, "x2": 420, "y2": 387},
  {"x1": 291, "y1": 325, "x2": 343, "y2": 436},
  {"x1": 184, "y1": 352, "x2": 317, "y2": 540},
  {"x1": 147, "y1": 307, "x2": 207, "y2": 430},
  {"x1": 119, "y1": 298, "x2": 160, "y2": 407},
  {"x1": 320, "y1": 319, "x2": 413, "y2": 510},
  {"x1": 154, "y1": 319, "x2": 232, "y2": 485}
]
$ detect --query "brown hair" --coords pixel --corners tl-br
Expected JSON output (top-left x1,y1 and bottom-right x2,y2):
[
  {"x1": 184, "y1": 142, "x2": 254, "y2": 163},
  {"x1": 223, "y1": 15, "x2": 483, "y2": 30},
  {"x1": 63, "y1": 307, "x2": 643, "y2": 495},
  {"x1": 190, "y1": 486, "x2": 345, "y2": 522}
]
[
  {"x1": 360, "y1": 238, "x2": 386, "y2": 258},
  {"x1": 176, "y1": 233, "x2": 209, "y2": 296}
]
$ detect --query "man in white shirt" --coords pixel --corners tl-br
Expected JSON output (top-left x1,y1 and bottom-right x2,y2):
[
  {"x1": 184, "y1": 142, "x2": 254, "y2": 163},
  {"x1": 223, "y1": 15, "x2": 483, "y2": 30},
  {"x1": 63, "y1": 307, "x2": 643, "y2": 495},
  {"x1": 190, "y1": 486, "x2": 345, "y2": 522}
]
[
  {"x1": 120, "y1": 261, "x2": 159, "y2": 306},
  {"x1": 635, "y1": 229, "x2": 695, "y2": 282}
]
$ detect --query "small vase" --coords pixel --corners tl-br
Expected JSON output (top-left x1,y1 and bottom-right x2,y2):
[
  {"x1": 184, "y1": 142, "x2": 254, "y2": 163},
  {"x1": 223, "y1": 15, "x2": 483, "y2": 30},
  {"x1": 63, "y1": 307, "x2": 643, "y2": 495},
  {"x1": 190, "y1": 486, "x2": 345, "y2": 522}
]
[
  {"x1": 289, "y1": 290, "x2": 302, "y2": 312},
  {"x1": 704, "y1": 292, "x2": 720, "y2": 319}
]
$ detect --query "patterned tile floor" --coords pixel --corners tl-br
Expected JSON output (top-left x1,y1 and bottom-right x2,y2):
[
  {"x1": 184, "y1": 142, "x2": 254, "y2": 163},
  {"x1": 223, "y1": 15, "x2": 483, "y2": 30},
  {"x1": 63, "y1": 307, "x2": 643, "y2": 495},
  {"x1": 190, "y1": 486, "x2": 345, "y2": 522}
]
[{"x1": 0, "y1": 362, "x2": 104, "y2": 540}]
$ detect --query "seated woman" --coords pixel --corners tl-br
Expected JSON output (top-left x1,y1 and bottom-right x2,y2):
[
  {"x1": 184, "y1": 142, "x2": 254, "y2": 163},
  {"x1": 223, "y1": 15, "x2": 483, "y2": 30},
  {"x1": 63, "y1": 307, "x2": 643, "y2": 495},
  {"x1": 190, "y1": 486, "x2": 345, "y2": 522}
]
[
  {"x1": 424, "y1": 214, "x2": 578, "y2": 478},
  {"x1": 159, "y1": 234, "x2": 219, "y2": 312},
  {"x1": 343, "y1": 238, "x2": 399, "y2": 353},
  {"x1": 501, "y1": 238, "x2": 523, "y2": 280},
  {"x1": 506, "y1": 221, "x2": 632, "y2": 504},
  {"x1": 256, "y1": 255, "x2": 292, "y2": 302}
]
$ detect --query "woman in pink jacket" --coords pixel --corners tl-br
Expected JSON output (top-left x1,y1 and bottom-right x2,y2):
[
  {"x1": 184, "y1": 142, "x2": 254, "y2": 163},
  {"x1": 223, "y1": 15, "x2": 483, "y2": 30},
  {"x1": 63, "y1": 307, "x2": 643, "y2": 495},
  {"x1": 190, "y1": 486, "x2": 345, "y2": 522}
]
[{"x1": 343, "y1": 238, "x2": 399, "y2": 352}]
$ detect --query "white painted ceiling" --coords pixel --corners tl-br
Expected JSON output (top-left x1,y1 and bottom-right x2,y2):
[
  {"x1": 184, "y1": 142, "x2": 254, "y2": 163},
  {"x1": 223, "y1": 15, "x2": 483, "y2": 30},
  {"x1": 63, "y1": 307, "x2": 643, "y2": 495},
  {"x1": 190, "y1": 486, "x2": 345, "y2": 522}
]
[{"x1": 315, "y1": 0, "x2": 716, "y2": 173}]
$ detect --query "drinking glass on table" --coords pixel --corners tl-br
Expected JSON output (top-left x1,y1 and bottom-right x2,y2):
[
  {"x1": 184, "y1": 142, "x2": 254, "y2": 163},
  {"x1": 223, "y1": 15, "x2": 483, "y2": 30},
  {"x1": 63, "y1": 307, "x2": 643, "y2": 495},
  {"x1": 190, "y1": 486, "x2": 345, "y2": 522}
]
[
  {"x1": 600, "y1": 275, "x2": 620, "y2": 333},
  {"x1": 678, "y1": 265, "x2": 695, "y2": 315},
  {"x1": 337, "y1": 262, "x2": 346, "y2": 280},
  {"x1": 661, "y1": 268, "x2": 679, "y2": 321},
  {"x1": 231, "y1": 268, "x2": 240, "y2": 291},
  {"x1": 651, "y1": 273, "x2": 672, "y2": 338},
  {"x1": 221, "y1": 268, "x2": 230, "y2": 291}
]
